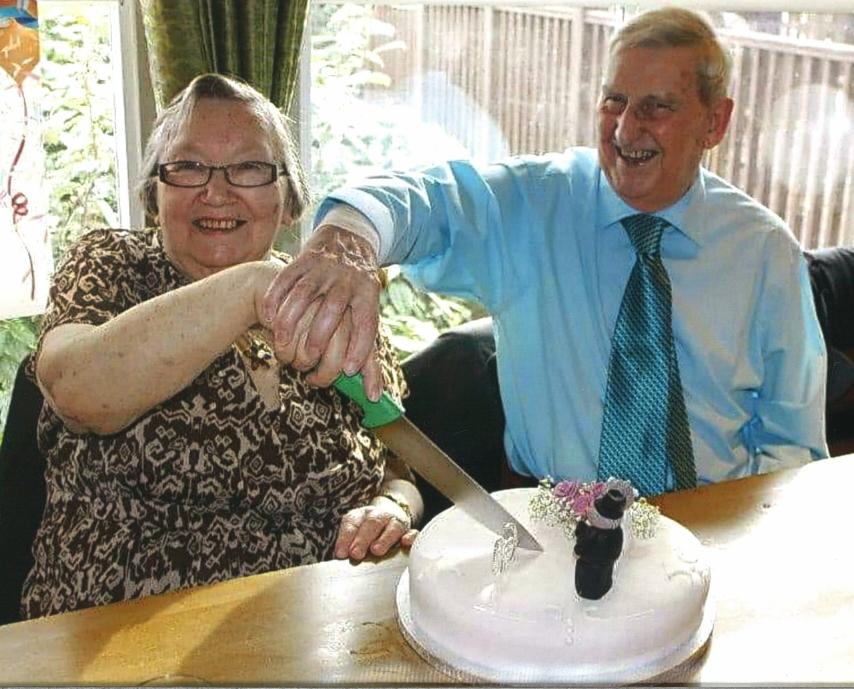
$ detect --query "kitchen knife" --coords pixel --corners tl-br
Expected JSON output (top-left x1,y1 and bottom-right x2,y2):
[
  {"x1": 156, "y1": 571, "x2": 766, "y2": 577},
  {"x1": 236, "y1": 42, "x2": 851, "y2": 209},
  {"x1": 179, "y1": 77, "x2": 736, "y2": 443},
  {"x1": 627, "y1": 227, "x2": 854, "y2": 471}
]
[{"x1": 333, "y1": 372, "x2": 542, "y2": 552}]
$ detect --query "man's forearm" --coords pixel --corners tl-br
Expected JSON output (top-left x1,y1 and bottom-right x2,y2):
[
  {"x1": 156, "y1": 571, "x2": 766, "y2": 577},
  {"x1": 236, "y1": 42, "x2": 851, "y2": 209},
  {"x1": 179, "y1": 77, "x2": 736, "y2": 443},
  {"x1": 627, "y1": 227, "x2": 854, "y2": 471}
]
[{"x1": 316, "y1": 204, "x2": 382, "y2": 261}]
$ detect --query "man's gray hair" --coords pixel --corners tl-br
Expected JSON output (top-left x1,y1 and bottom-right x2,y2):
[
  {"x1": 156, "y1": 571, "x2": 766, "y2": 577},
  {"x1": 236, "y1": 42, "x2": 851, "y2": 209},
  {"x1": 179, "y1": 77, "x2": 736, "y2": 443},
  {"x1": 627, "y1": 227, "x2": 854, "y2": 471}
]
[
  {"x1": 139, "y1": 73, "x2": 309, "y2": 221},
  {"x1": 609, "y1": 7, "x2": 732, "y2": 105}
]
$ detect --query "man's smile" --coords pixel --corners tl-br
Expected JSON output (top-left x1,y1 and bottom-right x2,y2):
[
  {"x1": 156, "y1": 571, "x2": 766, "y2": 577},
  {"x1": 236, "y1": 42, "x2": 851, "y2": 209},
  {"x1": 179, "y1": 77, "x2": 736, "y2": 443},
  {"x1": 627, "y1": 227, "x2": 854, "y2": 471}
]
[{"x1": 615, "y1": 144, "x2": 659, "y2": 165}]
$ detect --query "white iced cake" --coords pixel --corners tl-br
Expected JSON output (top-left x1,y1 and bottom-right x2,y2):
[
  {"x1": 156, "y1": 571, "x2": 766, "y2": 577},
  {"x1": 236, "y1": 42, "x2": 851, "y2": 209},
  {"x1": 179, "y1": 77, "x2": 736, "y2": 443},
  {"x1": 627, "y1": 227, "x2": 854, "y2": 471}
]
[{"x1": 396, "y1": 488, "x2": 713, "y2": 684}]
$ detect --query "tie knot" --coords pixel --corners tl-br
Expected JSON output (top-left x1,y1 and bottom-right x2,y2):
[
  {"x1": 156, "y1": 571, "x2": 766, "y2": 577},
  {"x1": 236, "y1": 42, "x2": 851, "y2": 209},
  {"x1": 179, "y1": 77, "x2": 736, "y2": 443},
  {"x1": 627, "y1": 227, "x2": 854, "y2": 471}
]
[{"x1": 621, "y1": 214, "x2": 666, "y2": 257}]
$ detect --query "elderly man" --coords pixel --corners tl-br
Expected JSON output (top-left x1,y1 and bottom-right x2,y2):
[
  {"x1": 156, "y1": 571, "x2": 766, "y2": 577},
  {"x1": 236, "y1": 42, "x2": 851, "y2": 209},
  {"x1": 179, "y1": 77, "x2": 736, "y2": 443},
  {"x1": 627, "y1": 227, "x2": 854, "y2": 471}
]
[{"x1": 264, "y1": 7, "x2": 827, "y2": 507}]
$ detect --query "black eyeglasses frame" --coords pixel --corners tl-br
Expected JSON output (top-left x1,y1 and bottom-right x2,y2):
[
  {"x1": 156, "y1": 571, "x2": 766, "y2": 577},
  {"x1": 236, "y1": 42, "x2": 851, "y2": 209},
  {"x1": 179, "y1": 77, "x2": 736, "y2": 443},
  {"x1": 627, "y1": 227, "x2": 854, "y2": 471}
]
[{"x1": 155, "y1": 161, "x2": 288, "y2": 188}]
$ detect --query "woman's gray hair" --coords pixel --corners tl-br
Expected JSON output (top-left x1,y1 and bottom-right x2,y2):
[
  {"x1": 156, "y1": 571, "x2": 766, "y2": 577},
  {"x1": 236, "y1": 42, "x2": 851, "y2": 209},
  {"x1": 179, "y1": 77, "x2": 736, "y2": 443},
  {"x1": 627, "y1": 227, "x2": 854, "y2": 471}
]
[
  {"x1": 608, "y1": 7, "x2": 732, "y2": 105},
  {"x1": 139, "y1": 73, "x2": 309, "y2": 221}
]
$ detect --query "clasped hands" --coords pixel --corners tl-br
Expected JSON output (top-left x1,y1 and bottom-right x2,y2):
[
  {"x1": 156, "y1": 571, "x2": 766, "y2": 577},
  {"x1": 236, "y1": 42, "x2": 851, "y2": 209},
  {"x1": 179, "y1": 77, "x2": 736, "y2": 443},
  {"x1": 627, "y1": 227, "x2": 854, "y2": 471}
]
[
  {"x1": 261, "y1": 225, "x2": 385, "y2": 400},
  {"x1": 261, "y1": 225, "x2": 416, "y2": 559}
]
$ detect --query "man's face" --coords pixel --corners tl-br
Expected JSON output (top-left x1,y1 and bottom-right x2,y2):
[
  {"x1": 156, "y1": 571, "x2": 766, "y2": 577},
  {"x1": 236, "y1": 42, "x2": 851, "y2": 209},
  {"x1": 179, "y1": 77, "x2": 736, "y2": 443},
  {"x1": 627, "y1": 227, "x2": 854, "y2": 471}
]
[{"x1": 597, "y1": 45, "x2": 732, "y2": 212}]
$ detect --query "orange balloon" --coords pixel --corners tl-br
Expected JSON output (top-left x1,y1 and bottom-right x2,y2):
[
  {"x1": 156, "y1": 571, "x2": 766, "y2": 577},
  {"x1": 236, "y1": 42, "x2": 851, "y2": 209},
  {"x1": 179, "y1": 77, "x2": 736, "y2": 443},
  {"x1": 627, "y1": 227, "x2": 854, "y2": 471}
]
[{"x1": 0, "y1": 19, "x2": 39, "y2": 86}]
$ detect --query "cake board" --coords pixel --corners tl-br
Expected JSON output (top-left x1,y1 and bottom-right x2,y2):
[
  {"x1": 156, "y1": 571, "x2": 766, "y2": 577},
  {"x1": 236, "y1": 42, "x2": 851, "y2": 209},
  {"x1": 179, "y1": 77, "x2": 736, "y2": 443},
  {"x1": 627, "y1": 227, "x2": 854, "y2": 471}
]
[{"x1": 395, "y1": 569, "x2": 715, "y2": 685}]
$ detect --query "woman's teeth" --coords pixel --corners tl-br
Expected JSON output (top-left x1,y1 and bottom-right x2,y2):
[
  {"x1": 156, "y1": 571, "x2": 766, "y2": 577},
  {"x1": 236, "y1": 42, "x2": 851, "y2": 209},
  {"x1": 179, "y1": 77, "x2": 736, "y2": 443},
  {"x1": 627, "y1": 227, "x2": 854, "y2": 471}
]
[{"x1": 193, "y1": 218, "x2": 243, "y2": 231}]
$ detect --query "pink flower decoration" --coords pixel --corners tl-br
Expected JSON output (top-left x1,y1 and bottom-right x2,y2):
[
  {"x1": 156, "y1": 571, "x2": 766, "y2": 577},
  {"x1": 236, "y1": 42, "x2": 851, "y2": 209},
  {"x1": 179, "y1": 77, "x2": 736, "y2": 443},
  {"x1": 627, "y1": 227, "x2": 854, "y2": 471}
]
[
  {"x1": 569, "y1": 492, "x2": 595, "y2": 516},
  {"x1": 587, "y1": 482, "x2": 608, "y2": 500},
  {"x1": 553, "y1": 480, "x2": 608, "y2": 519},
  {"x1": 553, "y1": 480, "x2": 582, "y2": 500}
]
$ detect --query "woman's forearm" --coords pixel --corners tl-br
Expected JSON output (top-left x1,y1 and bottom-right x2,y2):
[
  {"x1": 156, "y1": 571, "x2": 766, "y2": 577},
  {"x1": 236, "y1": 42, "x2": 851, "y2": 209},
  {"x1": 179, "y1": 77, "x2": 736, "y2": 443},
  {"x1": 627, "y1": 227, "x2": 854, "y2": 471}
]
[{"x1": 38, "y1": 261, "x2": 279, "y2": 435}]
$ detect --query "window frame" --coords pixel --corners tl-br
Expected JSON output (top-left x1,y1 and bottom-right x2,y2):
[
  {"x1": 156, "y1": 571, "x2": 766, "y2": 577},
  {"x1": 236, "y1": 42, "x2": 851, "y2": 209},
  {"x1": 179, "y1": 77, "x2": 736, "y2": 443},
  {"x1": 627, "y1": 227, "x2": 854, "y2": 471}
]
[{"x1": 114, "y1": 0, "x2": 155, "y2": 230}]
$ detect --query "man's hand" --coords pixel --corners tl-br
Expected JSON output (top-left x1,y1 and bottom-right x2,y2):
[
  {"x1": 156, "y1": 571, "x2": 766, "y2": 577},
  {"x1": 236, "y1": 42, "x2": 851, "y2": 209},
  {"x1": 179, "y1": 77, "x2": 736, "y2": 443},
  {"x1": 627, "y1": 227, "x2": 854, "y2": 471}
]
[
  {"x1": 263, "y1": 225, "x2": 383, "y2": 399},
  {"x1": 334, "y1": 497, "x2": 419, "y2": 560}
]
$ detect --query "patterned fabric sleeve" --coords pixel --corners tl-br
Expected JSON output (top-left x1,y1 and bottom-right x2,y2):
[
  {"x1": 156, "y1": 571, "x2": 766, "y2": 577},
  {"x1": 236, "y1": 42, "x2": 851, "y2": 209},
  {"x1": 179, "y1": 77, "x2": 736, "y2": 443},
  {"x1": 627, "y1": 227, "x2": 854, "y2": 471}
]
[
  {"x1": 40, "y1": 229, "x2": 140, "y2": 335},
  {"x1": 28, "y1": 229, "x2": 142, "y2": 382}
]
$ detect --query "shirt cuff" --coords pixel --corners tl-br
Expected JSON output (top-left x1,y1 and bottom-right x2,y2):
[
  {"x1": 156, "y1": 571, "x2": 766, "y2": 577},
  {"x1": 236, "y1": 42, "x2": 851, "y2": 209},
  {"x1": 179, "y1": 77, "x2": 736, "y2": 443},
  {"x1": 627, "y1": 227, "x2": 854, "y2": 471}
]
[{"x1": 315, "y1": 204, "x2": 381, "y2": 258}]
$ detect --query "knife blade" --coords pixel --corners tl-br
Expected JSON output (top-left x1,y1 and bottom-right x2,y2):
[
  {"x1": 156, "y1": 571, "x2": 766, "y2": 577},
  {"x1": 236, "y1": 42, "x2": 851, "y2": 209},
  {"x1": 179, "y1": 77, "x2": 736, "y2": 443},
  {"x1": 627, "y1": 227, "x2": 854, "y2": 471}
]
[{"x1": 333, "y1": 372, "x2": 542, "y2": 552}]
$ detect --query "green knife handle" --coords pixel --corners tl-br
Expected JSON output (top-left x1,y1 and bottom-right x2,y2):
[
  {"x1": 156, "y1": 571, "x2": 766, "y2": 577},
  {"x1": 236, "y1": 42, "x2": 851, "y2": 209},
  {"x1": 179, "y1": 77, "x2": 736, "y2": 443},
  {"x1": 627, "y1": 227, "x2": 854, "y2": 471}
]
[{"x1": 333, "y1": 372, "x2": 404, "y2": 429}]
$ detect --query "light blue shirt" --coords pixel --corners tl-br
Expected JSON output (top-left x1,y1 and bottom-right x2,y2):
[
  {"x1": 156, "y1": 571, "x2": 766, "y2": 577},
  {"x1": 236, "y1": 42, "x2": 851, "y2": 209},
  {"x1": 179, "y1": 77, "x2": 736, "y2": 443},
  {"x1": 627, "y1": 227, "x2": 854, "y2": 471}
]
[{"x1": 318, "y1": 147, "x2": 828, "y2": 484}]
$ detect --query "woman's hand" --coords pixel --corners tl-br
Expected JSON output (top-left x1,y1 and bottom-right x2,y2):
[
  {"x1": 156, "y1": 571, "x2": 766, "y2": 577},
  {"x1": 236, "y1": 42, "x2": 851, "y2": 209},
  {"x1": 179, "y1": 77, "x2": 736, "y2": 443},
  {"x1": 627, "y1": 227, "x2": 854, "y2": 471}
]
[
  {"x1": 334, "y1": 495, "x2": 419, "y2": 560},
  {"x1": 261, "y1": 225, "x2": 384, "y2": 400},
  {"x1": 269, "y1": 294, "x2": 382, "y2": 390}
]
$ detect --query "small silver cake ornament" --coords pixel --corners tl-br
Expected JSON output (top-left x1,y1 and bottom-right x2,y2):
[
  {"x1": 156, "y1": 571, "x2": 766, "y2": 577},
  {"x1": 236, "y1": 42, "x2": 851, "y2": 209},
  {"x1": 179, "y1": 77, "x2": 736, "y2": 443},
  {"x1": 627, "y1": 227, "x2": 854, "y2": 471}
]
[{"x1": 492, "y1": 522, "x2": 520, "y2": 575}]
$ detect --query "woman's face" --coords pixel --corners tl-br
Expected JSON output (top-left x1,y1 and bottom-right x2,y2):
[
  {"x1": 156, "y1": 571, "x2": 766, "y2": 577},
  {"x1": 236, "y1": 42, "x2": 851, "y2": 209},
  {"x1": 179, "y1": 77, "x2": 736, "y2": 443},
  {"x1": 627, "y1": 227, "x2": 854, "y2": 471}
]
[{"x1": 157, "y1": 98, "x2": 289, "y2": 281}]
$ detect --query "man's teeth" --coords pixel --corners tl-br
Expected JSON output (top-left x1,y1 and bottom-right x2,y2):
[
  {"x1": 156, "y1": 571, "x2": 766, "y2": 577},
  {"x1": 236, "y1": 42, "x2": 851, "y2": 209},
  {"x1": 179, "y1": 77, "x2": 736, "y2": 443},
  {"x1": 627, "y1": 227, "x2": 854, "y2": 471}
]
[
  {"x1": 619, "y1": 148, "x2": 656, "y2": 162},
  {"x1": 195, "y1": 219, "x2": 241, "y2": 230}
]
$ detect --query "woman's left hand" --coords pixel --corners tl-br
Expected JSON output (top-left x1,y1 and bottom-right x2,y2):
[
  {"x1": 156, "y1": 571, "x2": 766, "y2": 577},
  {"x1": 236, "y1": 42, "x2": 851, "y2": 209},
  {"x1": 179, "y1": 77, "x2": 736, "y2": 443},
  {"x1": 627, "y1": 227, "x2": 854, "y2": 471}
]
[{"x1": 334, "y1": 496, "x2": 419, "y2": 560}]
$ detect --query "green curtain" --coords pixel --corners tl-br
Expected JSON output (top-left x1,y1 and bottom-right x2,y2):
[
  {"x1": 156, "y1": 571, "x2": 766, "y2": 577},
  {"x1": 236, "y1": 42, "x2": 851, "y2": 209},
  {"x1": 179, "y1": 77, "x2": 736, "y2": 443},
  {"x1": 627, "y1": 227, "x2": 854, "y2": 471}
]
[{"x1": 139, "y1": 0, "x2": 309, "y2": 113}]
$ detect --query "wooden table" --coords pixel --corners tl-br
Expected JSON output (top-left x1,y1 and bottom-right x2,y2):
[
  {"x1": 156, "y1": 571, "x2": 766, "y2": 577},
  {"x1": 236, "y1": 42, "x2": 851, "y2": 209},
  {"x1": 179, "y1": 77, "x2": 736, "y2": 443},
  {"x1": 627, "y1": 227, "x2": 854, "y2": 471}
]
[{"x1": 1, "y1": 456, "x2": 853, "y2": 685}]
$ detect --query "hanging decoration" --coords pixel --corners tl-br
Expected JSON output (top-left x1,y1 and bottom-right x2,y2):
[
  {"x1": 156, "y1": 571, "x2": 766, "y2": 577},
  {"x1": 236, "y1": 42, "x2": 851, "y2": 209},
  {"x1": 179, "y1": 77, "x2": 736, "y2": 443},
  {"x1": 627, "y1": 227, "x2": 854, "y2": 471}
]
[{"x1": 0, "y1": 0, "x2": 50, "y2": 320}]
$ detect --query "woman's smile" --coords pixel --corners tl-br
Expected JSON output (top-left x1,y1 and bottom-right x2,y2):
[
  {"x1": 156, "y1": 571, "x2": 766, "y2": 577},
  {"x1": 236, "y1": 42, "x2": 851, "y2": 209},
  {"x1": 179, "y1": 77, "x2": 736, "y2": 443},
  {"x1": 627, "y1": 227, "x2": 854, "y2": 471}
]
[{"x1": 191, "y1": 217, "x2": 247, "y2": 232}]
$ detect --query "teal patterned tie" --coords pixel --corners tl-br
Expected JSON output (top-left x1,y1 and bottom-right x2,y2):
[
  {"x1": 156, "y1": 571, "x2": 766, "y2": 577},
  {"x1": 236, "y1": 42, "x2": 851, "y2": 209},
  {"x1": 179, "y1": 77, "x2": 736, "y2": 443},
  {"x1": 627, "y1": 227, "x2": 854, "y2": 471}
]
[{"x1": 597, "y1": 214, "x2": 696, "y2": 496}]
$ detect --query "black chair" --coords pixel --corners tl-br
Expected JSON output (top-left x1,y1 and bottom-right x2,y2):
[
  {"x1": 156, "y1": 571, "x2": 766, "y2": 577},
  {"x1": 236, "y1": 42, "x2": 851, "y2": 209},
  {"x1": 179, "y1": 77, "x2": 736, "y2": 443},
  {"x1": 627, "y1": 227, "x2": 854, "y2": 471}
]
[
  {"x1": 805, "y1": 247, "x2": 854, "y2": 354},
  {"x1": 402, "y1": 317, "x2": 510, "y2": 523},
  {"x1": 0, "y1": 355, "x2": 46, "y2": 625},
  {"x1": 805, "y1": 247, "x2": 854, "y2": 454}
]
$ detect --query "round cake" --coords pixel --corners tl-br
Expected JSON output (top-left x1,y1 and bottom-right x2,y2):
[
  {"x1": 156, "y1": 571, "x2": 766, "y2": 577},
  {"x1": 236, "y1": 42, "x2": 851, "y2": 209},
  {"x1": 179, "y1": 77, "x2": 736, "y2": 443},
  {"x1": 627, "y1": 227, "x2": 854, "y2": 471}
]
[{"x1": 396, "y1": 488, "x2": 713, "y2": 684}]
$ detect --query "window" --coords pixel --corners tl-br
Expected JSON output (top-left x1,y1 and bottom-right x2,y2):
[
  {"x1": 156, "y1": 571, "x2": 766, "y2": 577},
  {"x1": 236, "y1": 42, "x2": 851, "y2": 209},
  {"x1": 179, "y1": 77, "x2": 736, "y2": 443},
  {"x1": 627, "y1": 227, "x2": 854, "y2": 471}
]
[
  {"x1": 305, "y1": 2, "x2": 854, "y2": 249},
  {"x1": 40, "y1": 0, "x2": 147, "y2": 248},
  {"x1": 0, "y1": 0, "x2": 147, "y2": 427}
]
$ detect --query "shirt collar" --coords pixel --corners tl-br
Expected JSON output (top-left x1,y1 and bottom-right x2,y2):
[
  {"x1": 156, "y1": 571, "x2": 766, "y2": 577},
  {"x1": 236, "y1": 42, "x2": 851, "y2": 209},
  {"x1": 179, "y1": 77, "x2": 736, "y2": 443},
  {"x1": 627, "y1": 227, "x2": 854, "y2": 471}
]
[{"x1": 596, "y1": 167, "x2": 708, "y2": 246}]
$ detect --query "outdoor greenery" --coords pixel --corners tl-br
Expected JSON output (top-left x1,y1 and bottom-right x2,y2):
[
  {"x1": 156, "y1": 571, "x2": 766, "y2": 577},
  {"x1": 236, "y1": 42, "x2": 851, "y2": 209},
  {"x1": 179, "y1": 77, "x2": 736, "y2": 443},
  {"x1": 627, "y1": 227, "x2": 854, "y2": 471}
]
[
  {"x1": 0, "y1": 318, "x2": 38, "y2": 426},
  {"x1": 40, "y1": 3, "x2": 119, "y2": 258},
  {"x1": 310, "y1": 3, "x2": 483, "y2": 358},
  {"x1": 310, "y1": 3, "x2": 411, "y2": 196},
  {"x1": 0, "y1": 3, "x2": 118, "y2": 432}
]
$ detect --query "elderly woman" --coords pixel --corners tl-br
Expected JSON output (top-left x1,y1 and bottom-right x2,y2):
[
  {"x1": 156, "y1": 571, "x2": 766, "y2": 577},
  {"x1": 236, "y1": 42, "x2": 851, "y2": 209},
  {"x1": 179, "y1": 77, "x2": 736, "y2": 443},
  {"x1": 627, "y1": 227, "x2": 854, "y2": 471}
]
[{"x1": 20, "y1": 73, "x2": 422, "y2": 619}]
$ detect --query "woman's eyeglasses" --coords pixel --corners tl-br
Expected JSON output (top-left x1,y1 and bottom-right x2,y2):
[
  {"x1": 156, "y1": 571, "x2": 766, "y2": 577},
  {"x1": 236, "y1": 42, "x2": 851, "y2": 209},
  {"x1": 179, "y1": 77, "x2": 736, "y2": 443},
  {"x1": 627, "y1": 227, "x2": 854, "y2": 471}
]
[{"x1": 157, "y1": 161, "x2": 287, "y2": 188}]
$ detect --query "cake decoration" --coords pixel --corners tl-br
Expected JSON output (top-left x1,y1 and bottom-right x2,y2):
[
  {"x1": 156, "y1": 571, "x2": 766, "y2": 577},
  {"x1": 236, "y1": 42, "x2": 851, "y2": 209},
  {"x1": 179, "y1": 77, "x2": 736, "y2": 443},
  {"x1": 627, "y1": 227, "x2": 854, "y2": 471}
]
[
  {"x1": 492, "y1": 522, "x2": 519, "y2": 575},
  {"x1": 529, "y1": 477, "x2": 660, "y2": 540},
  {"x1": 574, "y1": 486, "x2": 630, "y2": 599}
]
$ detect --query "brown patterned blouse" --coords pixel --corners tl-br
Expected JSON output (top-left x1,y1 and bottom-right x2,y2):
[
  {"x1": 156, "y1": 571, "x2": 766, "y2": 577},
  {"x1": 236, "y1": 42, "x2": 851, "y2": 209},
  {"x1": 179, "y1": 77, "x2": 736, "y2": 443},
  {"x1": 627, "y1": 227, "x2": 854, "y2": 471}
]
[{"x1": 20, "y1": 229, "x2": 407, "y2": 619}]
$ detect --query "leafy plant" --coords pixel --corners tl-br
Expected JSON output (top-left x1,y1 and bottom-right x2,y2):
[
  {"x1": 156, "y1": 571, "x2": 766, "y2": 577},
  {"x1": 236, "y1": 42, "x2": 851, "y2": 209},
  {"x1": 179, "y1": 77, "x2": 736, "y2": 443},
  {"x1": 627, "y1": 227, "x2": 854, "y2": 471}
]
[
  {"x1": 0, "y1": 3, "x2": 118, "y2": 432},
  {"x1": 380, "y1": 267, "x2": 482, "y2": 358},
  {"x1": 40, "y1": 3, "x2": 119, "y2": 259},
  {"x1": 0, "y1": 318, "x2": 40, "y2": 436},
  {"x1": 309, "y1": 4, "x2": 411, "y2": 199}
]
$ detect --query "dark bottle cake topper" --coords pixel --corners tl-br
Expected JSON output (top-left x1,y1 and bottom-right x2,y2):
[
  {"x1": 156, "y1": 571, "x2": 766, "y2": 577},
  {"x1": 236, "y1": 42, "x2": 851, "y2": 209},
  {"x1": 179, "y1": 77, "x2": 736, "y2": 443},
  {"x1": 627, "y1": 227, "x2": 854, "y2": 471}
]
[{"x1": 574, "y1": 486, "x2": 629, "y2": 600}]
